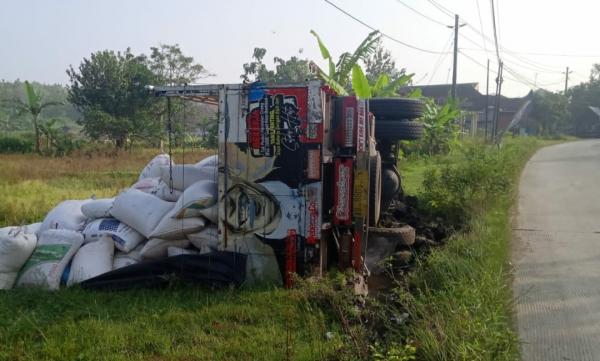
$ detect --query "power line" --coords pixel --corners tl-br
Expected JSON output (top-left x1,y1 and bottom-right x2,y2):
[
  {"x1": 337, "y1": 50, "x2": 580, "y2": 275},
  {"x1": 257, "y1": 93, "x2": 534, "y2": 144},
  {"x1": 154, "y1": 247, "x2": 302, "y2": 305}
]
[
  {"x1": 428, "y1": 33, "x2": 455, "y2": 84},
  {"x1": 404, "y1": 0, "x2": 572, "y2": 76},
  {"x1": 426, "y1": 0, "x2": 577, "y2": 67},
  {"x1": 460, "y1": 47, "x2": 562, "y2": 74},
  {"x1": 392, "y1": 0, "x2": 448, "y2": 27},
  {"x1": 425, "y1": 0, "x2": 454, "y2": 18},
  {"x1": 489, "y1": 0, "x2": 501, "y2": 61},
  {"x1": 464, "y1": 48, "x2": 600, "y2": 58},
  {"x1": 323, "y1": 0, "x2": 449, "y2": 55},
  {"x1": 495, "y1": 0, "x2": 501, "y2": 44},
  {"x1": 503, "y1": 65, "x2": 538, "y2": 89},
  {"x1": 474, "y1": 0, "x2": 489, "y2": 56},
  {"x1": 459, "y1": 50, "x2": 537, "y2": 89}
]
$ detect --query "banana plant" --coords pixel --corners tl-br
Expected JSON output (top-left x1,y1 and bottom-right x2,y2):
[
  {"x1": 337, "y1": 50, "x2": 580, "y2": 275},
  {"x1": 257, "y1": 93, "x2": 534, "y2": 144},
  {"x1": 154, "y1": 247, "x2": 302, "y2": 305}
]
[
  {"x1": 310, "y1": 30, "x2": 416, "y2": 100},
  {"x1": 369, "y1": 73, "x2": 414, "y2": 97},
  {"x1": 15, "y1": 81, "x2": 62, "y2": 153},
  {"x1": 38, "y1": 118, "x2": 61, "y2": 151},
  {"x1": 310, "y1": 30, "x2": 381, "y2": 97},
  {"x1": 420, "y1": 98, "x2": 462, "y2": 155}
]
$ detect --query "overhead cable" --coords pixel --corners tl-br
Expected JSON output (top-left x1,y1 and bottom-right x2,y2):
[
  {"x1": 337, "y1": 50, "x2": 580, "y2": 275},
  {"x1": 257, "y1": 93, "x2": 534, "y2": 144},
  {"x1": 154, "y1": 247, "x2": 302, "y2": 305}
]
[{"x1": 323, "y1": 0, "x2": 449, "y2": 55}]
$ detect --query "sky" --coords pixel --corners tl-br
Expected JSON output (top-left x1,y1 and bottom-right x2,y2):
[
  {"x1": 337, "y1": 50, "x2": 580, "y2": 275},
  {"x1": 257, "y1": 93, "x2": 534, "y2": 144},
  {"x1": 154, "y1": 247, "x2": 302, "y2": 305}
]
[{"x1": 1, "y1": 0, "x2": 599, "y2": 97}]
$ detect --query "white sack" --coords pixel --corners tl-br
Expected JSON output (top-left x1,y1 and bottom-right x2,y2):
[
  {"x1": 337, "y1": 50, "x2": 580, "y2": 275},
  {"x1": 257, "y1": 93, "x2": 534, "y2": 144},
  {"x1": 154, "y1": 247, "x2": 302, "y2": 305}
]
[
  {"x1": 171, "y1": 180, "x2": 217, "y2": 220},
  {"x1": 82, "y1": 218, "x2": 145, "y2": 252},
  {"x1": 152, "y1": 181, "x2": 183, "y2": 202},
  {"x1": 198, "y1": 204, "x2": 218, "y2": 224},
  {"x1": 25, "y1": 223, "x2": 42, "y2": 237},
  {"x1": 132, "y1": 178, "x2": 182, "y2": 202},
  {"x1": 16, "y1": 229, "x2": 83, "y2": 290},
  {"x1": 81, "y1": 198, "x2": 114, "y2": 219},
  {"x1": 110, "y1": 189, "x2": 174, "y2": 238},
  {"x1": 140, "y1": 238, "x2": 190, "y2": 260},
  {"x1": 160, "y1": 164, "x2": 218, "y2": 191},
  {"x1": 150, "y1": 216, "x2": 205, "y2": 240},
  {"x1": 67, "y1": 238, "x2": 114, "y2": 286},
  {"x1": 138, "y1": 154, "x2": 173, "y2": 181},
  {"x1": 113, "y1": 244, "x2": 143, "y2": 270},
  {"x1": 186, "y1": 225, "x2": 218, "y2": 254},
  {"x1": 167, "y1": 246, "x2": 199, "y2": 257},
  {"x1": 39, "y1": 200, "x2": 90, "y2": 234},
  {"x1": 195, "y1": 155, "x2": 218, "y2": 168},
  {"x1": 132, "y1": 177, "x2": 161, "y2": 193},
  {"x1": 0, "y1": 227, "x2": 38, "y2": 289}
]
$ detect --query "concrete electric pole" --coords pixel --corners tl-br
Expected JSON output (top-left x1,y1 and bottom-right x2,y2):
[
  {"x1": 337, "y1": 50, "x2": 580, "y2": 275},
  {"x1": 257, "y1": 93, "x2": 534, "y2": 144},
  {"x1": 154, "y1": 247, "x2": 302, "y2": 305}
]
[
  {"x1": 563, "y1": 67, "x2": 572, "y2": 94},
  {"x1": 448, "y1": 15, "x2": 466, "y2": 99}
]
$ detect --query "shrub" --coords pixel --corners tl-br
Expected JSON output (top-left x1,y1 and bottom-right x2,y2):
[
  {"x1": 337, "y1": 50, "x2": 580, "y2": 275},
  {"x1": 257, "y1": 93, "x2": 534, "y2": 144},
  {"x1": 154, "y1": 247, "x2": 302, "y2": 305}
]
[
  {"x1": 419, "y1": 137, "x2": 539, "y2": 226},
  {"x1": 0, "y1": 136, "x2": 34, "y2": 153}
]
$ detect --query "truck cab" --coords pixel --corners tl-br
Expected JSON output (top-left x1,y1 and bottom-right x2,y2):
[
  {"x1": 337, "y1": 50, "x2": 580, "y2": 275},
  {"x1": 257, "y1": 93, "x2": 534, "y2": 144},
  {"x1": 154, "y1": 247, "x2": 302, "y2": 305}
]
[{"x1": 150, "y1": 81, "x2": 423, "y2": 287}]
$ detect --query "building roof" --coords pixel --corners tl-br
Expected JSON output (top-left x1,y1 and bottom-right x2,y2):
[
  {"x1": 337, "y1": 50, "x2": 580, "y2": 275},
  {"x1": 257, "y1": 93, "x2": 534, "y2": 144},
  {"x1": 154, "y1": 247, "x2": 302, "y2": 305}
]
[
  {"x1": 401, "y1": 83, "x2": 481, "y2": 100},
  {"x1": 400, "y1": 82, "x2": 531, "y2": 113}
]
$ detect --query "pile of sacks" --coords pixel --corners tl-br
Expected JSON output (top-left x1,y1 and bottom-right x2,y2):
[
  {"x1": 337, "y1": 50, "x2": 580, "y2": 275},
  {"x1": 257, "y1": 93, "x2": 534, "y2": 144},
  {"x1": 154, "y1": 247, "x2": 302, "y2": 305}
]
[{"x1": 0, "y1": 154, "x2": 220, "y2": 290}]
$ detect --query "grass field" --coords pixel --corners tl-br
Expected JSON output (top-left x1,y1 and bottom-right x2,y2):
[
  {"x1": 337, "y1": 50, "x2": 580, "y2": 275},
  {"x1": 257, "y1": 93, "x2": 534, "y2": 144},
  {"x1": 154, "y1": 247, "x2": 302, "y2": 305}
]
[
  {"x1": 0, "y1": 149, "x2": 341, "y2": 361},
  {"x1": 0, "y1": 138, "x2": 556, "y2": 360},
  {"x1": 398, "y1": 137, "x2": 552, "y2": 361}
]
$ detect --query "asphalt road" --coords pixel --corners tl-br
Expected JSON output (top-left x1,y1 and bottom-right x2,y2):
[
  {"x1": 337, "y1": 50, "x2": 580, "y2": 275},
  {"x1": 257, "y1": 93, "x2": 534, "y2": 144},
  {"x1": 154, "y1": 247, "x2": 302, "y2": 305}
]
[{"x1": 514, "y1": 139, "x2": 600, "y2": 361}]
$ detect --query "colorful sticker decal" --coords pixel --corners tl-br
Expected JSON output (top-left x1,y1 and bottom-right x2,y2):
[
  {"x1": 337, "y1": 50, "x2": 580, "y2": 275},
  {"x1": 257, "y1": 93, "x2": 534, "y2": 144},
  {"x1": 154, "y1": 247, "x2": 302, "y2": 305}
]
[
  {"x1": 247, "y1": 93, "x2": 302, "y2": 157},
  {"x1": 352, "y1": 169, "x2": 368, "y2": 219},
  {"x1": 334, "y1": 157, "x2": 353, "y2": 225},
  {"x1": 356, "y1": 100, "x2": 367, "y2": 152},
  {"x1": 307, "y1": 149, "x2": 321, "y2": 180},
  {"x1": 220, "y1": 84, "x2": 324, "y2": 285}
]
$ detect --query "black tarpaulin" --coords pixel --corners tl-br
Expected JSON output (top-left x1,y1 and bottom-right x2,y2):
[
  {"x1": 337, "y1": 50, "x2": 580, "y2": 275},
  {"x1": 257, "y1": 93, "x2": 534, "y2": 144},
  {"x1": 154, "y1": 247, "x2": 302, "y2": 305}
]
[{"x1": 81, "y1": 252, "x2": 247, "y2": 290}]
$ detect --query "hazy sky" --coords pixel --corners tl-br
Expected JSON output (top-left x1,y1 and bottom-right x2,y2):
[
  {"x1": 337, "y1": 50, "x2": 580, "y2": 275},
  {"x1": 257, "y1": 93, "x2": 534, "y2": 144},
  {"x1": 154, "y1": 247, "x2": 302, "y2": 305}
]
[{"x1": 2, "y1": 0, "x2": 599, "y2": 97}]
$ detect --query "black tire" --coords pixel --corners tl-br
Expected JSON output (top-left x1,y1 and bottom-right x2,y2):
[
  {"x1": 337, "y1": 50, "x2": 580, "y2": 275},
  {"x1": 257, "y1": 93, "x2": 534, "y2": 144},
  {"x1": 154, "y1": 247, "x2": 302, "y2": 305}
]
[
  {"x1": 369, "y1": 98, "x2": 424, "y2": 120},
  {"x1": 380, "y1": 164, "x2": 402, "y2": 213},
  {"x1": 368, "y1": 225, "x2": 416, "y2": 247},
  {"x1": 375, "y1": 120, "x2": 423, "y2": 140},
  {"x1": 369, "y1": 153, "x2": 382, "y2": 227}
]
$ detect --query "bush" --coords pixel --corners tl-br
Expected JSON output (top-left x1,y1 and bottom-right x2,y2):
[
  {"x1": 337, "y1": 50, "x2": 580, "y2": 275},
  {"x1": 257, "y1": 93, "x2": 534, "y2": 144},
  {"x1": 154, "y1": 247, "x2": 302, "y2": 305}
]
[
  {"x1": 0, "y1": 136, "x2": 34, "y2": 153},
  {"x1": 419, "y1": 137, "x2": 540, "y2": 226}
]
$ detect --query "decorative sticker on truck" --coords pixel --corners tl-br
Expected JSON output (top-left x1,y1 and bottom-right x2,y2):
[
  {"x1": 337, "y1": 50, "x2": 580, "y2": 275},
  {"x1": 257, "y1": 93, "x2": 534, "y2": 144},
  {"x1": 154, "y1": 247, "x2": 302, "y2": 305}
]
[
  {"x1": 247, "y1": 93, "x2": 301, "y2": 156},
  {"x1": 246, "y1": 87, "x2": 321, "y2": 158},
  {"x1": 219, "y1": 83, "x2": 325, "y2": 285},
  {"x1": 333, "y1": 158, "x2": 353, "y2": 225}
]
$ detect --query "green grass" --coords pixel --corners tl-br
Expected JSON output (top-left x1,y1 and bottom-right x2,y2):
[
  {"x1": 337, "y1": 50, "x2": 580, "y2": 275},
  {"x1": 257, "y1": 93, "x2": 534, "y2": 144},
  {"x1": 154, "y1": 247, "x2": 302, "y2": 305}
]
[
  {"x1": 0, "y1": 138, "x2": 561, "y2": 360},
  {"x1": 396, "y1": 137, "x2": 556, "y2": 361},
  {"x1": 0, "y1": 151, "x2": 339, "y2": 361},
  {"x1": 0, "y1": 287, "x2": 338, "y2": 361}
]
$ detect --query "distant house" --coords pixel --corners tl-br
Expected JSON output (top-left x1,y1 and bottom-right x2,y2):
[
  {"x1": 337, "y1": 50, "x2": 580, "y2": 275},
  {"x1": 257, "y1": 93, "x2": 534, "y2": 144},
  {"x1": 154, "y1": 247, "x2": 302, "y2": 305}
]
[
  {"x1": 400, "y1": 83, "x2": 532, "y2": 134},
  {"x1": 575, "y1": 106, "x2": 600, "y2": 137}
]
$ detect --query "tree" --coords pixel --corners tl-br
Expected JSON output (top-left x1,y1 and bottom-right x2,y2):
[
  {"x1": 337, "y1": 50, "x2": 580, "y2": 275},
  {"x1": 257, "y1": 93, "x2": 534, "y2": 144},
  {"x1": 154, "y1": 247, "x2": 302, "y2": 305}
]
[
  {"x1": 241, "y1": 48, "x2": 313, "y2": 83},
  {"x1": 567, "y1": 64, "x2": 600, "y2": 136},
  {"x1": 419, "y1": 98, "x2": 462, "y2": 155},
  {"x1": 67, "y1": 49, "x2": 160, "y2": 148},
  {"x1": 364, "y1": 39, "x2": 406, "y2": 84},
  {"x1": 310, "y1": 30, "x2": 380, "y2": 95},
  {"x1": 148, "y1": 44, "x2": 212, "y2": 85},
  {"x1": 14, "y1": 81, "x2": 62, "y2": 153},
  {"x1": 529, "y1": 90, "x2": 568, "y2": 136},
  {"x1": 310, "y1": 30, "x2": 413, "y2": 99}
]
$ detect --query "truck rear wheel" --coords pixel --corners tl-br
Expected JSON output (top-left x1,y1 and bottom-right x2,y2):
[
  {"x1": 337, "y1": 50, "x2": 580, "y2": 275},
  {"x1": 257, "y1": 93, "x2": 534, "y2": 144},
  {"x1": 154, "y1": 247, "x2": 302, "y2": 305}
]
[
  {"x1": 369, "y1": 98, "x2": 424, "y2": 120},
  {"x1": 375, "y1": 120, "x2": 423, "y2": 140}
]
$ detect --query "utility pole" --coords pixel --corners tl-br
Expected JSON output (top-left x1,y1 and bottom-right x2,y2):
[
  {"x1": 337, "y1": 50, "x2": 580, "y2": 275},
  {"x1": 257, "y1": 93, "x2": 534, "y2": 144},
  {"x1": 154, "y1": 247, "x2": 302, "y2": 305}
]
[
  {"x1": 451, "y1": 14, "x2": 459, "y2": 99},
  {"x1": 563, "y1": 66, "x2": 572, "y2": 94},
  {"x1": 448, "y1": 15, "x2": 466, "y2": 99},
  {"x1": 493, "y1": 61, "x2": 504, "y2": 140},
  {"x1": 485, "y1": 59, "x2": 490, "y2": 140}
]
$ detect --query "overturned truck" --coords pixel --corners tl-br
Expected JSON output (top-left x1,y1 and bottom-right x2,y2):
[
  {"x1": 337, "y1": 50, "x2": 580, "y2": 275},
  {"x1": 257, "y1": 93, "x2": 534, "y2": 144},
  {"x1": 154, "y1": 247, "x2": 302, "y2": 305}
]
[{"x1": 144, "y1": 80, "x2": 424, "y2": 288}]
